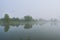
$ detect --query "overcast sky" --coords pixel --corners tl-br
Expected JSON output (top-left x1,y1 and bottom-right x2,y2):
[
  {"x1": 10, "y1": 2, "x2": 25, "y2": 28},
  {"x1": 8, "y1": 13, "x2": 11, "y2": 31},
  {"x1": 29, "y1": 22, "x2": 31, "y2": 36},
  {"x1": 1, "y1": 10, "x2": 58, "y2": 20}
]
[{"x1": 0, "y1": 0, "x2": 60, "y2": 19}]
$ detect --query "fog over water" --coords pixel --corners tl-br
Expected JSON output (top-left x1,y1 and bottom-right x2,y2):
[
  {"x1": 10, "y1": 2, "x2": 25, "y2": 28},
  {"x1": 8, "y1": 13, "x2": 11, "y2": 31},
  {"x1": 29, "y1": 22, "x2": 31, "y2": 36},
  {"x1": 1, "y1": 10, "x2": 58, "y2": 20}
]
[{"x1": 0, "y1": 0, "x2": 60, "y2": 19}]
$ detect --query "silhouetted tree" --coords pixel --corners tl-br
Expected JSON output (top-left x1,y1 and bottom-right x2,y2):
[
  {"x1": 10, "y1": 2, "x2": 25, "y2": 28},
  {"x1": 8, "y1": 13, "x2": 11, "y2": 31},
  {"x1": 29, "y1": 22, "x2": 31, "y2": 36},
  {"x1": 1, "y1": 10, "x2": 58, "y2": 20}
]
[
  {"x1": 24, "y1": 16, "x2": 33, "y2": 21},
  {"x1": 4, "y1": 14, "x2": 9, "y2": 22}
]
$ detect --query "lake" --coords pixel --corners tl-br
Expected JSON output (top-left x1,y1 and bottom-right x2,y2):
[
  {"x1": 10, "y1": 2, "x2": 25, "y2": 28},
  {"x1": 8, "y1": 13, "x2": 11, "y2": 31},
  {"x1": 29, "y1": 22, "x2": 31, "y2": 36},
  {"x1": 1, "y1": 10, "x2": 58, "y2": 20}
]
[{"x1": 0, "y1": 21, "x2": 60, "y2": 40}]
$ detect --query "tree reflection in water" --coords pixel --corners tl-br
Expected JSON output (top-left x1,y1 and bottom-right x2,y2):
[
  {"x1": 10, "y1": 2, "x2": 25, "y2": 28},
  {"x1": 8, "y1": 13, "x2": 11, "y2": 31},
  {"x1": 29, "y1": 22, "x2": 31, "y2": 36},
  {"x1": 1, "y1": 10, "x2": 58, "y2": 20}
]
[
  {"x1": 4, "y1": 23, "x2": 9, "y2": 32},
  {"x1": 50, "y1": 21, "x2": 57, "y2": 26},
  {"x1": 4, "y1": 23, "x2": 20, "y2": 32},
  {"x1": 24, "y1": 23, "x2": 32, "y2": 29}
]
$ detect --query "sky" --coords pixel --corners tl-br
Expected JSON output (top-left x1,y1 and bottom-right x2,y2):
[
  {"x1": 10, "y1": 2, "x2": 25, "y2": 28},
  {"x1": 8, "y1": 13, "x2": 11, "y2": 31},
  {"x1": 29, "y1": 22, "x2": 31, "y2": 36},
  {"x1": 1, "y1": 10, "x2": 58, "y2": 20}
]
[{"x1": 0, "y1": 0, "x2": 60, "y2": 19}]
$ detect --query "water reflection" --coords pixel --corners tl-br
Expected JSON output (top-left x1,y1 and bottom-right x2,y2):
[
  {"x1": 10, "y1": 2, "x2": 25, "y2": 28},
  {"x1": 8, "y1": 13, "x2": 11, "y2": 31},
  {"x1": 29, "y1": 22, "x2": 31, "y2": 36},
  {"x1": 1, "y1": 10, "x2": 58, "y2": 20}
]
[
  {"x1": 24, "y1": 23, "x2": 32, "y2": 29},
  {"x1": 50, "y1": 21, "x2": 57, "y2": 26},
  {"x1": 2, "y1": 21, "x2": 58, "y2": 32},
  {"x1": 39, "y1": 23, "x2": 45, "y2": 26},
  {"x1": 3, "y1": 22, "x2": 33, "y2": 32},
  {"x1": 4, "y1": 24, "x2": 9, "y2": 32},
  {"x1": 4, "y1": 22, "x2": 20, "y2": 32},
  {"x1": 1, "y1": 21, "x2": 60, "y2": 40}
]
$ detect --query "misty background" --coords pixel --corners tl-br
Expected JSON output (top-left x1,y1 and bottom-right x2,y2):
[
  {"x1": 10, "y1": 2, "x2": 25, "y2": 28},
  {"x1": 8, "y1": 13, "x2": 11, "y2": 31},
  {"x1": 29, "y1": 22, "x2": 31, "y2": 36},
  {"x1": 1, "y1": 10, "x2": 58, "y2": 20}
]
[{"x1": 0, "y1": 0, "x2": 60, "y2": 20}]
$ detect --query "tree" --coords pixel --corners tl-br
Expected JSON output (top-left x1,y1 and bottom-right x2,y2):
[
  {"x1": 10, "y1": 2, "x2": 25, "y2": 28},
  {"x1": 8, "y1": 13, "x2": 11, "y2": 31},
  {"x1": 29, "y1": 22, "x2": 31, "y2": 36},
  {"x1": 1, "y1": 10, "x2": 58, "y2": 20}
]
[
  {"x1": 11, "y1": 17, "x2": 20, "y2": 21},
  {"x1": 24, "y1": 16, "x2": 33, "y2": 21},
  {"x1": 4, "y1": 14, "x2": 10, "y2": 25},
  {"x1": 4, "y1": 14, "x2": 9, "y2": 21}
]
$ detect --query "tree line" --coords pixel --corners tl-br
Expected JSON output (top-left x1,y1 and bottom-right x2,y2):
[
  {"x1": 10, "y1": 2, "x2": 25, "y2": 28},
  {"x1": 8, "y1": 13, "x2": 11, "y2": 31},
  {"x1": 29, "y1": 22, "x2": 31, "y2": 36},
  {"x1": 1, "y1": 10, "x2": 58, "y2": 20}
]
[{"x1": 0, "y1": 14, "x2": 35, "y2": 25}]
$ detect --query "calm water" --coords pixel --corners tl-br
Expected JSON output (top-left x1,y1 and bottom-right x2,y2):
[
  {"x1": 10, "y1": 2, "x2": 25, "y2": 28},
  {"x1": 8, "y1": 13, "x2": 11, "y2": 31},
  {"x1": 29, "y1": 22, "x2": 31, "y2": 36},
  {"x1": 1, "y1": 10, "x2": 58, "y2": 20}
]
[{"x1": 0, "y1": 22, "x2": 60, "y2": 40}]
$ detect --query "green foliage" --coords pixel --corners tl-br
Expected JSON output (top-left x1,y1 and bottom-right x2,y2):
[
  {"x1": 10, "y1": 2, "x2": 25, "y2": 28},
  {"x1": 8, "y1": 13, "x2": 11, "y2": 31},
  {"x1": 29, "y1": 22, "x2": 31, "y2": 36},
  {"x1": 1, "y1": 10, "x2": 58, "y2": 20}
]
[
  {"x1": 4, "y1": 14, "x2": 10, "y2": 23},
  {"x1": 24, "y1": 16, "x2": 33, "y2": 21},
  {"x1": 0, "y1": 14, "x2": 35, "y2": 25},
  {"x1": 11, "y1": 17, "x2": 20, "y2": 21}
]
